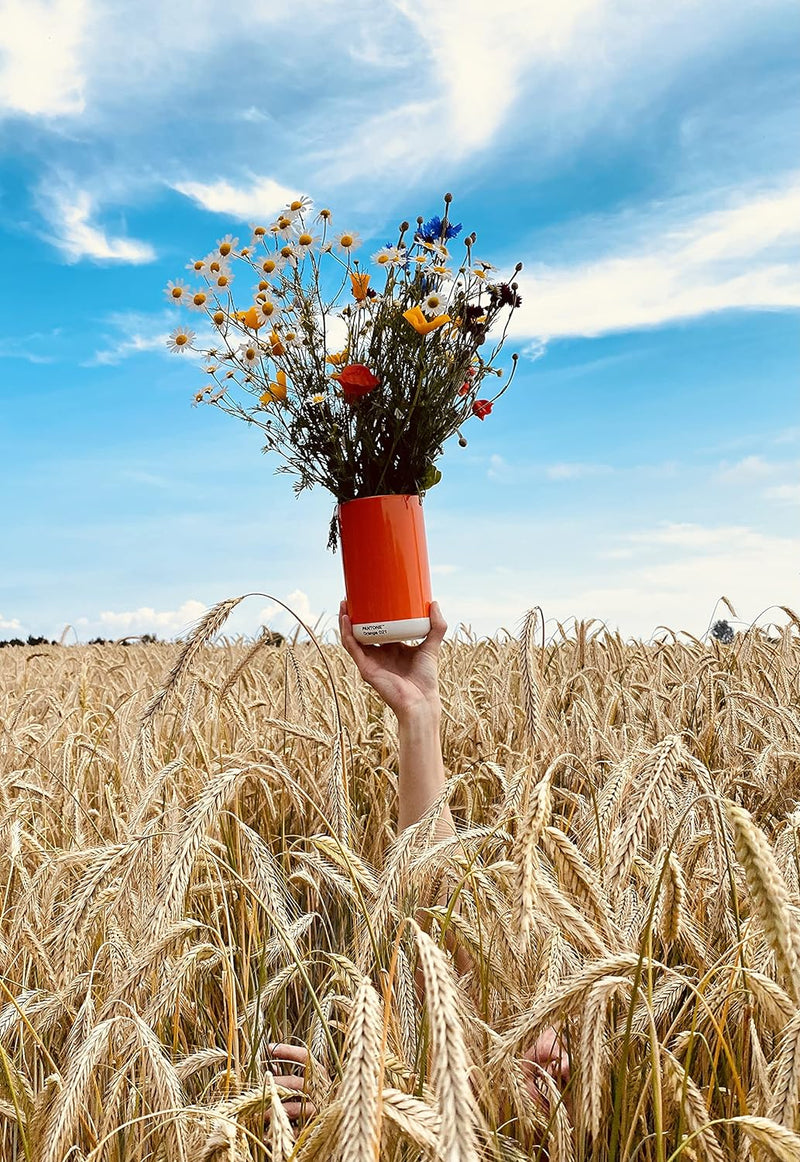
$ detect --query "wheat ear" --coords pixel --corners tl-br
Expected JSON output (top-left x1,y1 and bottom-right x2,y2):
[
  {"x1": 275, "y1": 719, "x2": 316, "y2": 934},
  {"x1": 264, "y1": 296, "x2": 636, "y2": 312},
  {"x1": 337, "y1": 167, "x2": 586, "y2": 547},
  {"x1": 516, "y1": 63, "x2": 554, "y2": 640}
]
[
  {"x1": 726, "y1": 800, "x2": 800, "y2": 1001},
  {"x1": 410, "y1": 919, "x2": 480, "y2": 1162},
  {"x1": 337, "y1": 978, "x2": 384, "y2": 1162}
]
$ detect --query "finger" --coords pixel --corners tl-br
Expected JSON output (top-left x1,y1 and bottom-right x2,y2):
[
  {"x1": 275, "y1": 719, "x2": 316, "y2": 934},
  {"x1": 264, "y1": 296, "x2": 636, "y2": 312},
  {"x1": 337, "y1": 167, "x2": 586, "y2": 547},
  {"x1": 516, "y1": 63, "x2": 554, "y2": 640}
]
[
  {"x1": 270, "y1": 1075, "x2": 308, "y2": 1091},
  {"x1": 267, "y1": 1042, "x2": 311, "y2": 1068},
  {"x1": 281, "y1": 1100, "x2": 317, "y2": 1120},
  {"x1": 338, "y1": 603, "x2": 369, "y2": 669},
  {"x1": 419, "y1": 600, "x2": 447, "y2": 657}
]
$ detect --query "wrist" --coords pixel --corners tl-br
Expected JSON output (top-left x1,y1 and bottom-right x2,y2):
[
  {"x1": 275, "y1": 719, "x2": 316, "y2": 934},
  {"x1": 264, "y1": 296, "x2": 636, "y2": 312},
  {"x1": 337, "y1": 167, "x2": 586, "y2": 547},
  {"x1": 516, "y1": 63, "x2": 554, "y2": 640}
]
[{"x1": 395, "y1": 696, "x2": 442, "y2": 732}]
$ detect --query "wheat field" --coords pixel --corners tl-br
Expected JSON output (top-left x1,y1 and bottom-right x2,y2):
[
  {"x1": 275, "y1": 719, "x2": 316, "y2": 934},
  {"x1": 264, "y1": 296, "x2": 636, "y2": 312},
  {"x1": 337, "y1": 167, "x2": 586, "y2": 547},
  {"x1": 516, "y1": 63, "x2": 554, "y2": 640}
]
[{"x1": 1, "y1": 602, "x2": 799, "y2": 1161}]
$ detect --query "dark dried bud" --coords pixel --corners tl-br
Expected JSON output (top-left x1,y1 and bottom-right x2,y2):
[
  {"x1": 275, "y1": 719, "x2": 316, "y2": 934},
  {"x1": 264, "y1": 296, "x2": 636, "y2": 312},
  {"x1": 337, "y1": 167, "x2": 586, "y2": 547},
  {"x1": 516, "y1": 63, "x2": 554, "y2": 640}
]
[
  {"x1": 400, "y1": 221, "x2": 409, "y2": 231},
  {"x1": 458, "y1": 436, "x2": 468, "y2": 447},
  {"x1": 444, "y1": 192, "x2": 453, "y2": 203}
]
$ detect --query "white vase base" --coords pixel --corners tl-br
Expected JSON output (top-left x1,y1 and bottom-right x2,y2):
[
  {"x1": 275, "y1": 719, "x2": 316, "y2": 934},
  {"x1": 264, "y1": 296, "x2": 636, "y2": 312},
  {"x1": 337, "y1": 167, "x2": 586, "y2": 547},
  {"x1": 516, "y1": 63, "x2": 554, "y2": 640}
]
[{"x1": 353, "y1": 617, "x2": 431, "y2": 644}]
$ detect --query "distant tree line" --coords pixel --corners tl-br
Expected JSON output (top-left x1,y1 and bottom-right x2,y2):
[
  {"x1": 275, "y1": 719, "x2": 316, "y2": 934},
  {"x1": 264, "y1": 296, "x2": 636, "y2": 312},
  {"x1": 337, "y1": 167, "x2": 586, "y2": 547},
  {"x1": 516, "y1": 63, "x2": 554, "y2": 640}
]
[{"x1": 0, "y1": 633, "x2": 161, "y2": 648}]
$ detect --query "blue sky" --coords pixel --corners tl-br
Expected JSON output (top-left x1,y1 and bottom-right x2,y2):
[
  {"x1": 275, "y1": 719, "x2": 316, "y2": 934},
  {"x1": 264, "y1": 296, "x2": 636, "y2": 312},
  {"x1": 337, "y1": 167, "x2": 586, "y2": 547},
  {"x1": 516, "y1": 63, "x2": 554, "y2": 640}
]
[{"x1": 0, "y1": 0, "x2": 798, "y2": 642}]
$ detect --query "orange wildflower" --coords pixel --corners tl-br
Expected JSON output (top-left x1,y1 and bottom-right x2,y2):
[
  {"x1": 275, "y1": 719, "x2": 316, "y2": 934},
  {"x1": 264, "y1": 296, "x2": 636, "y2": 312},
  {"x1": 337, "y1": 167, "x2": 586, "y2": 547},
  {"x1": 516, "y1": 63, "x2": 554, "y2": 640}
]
[
  {"x1": 350, "y1": 272, "x2": 370, "y2": 301},
  {"x1": 260, "y1": 369, "x2": 288, "y2": 405},
  {"x1": 235, "y1": 306, "x2": 263, "y2": 330},
  {"x1": 403, "y1": 305, "x2": 451, "y2": 335},
  {"x1": 269, "y1": 330, "x2": 286, "y2": 356}
]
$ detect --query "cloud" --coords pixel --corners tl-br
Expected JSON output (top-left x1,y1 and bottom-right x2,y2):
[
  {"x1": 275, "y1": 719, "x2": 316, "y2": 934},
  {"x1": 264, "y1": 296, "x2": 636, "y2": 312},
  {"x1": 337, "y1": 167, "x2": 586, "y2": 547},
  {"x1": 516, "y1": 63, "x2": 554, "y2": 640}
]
[
  {"x1": 764, "y1": 484, "x2": 800, "y2": 504},
  {"x1": 512, "y1": 177, "x2": 800, "y2": 341},
  {"x1": 715, "y1": 455, "x2": 775, "y2": 483},
  {"x1": 41, "y1": 188, "x2": 156, "y2": 264},
  {"x1": 82, "y1": 310, "x2": 213, "y2": 366},
  {"x1": 0, "y1": 0, "x2": 87, "y2": 117},
  {"x1": 258, "y1": 589, "x2": 323, "y2": 636},
  {"x1": 81, "y1": 599, "x2": 209, "y2": 637},
  {"x1": 171, "y1": 176, "x2": 299, "y2": 219},
  {"x1": 0, "y1": 329, "x2": 61, "y2": 364},
  {"x1": 0, "y1": 615, "x2": 22, "y2": 632},
  {"x1": 546, "y1": 462, "x2": 614, "y2": 481}
]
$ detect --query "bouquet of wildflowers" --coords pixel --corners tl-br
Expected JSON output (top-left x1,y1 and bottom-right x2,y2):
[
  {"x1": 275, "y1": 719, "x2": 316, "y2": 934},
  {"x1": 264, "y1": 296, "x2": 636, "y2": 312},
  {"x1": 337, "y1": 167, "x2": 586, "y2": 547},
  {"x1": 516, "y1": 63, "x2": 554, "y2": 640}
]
[{"x1": 165, "y1": 193, "x2": 522, "y2": 547}]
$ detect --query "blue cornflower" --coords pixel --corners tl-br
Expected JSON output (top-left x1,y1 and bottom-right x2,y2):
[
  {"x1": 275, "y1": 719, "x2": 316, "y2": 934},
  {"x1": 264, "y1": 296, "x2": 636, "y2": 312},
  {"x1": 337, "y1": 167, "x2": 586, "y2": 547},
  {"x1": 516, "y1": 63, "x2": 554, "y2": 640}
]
[
  {"x1": 710, "y1": 619, "x2": 735, "y2": 644},
  {"x1": 415, "y1": 215, "x2": 463, "y2": 243}
]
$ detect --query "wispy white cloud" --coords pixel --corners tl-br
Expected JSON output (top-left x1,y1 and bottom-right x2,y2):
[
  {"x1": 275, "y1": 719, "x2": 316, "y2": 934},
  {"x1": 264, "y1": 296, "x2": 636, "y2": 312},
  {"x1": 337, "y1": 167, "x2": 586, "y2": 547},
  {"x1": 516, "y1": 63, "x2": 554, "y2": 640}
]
[
  {"x1": 171, "y1": 176, "x2": 299, "y2": 219},
  {"x1": 513, "y1": 177, "x2": 800, "y2": 341},
  {"x1": 78, "y1": 599, "x2": 209, "y2": 637},
  {"x1": 0, "y1": 329, "x2": 61, "y2": 364},
  {"x1": 546, "y1": 462, "x2": 614, "y2": 481},
  {"x1": 764, "y1": 483, "x2": 800, "y2": 504},
  {"x1": 41, "y1": 187, "x2": 156, "y2": 264},
  {"x1": 0, "y1": 614, "x2": 22, "y2": 632},
  {"x1": 0, "y1": 0, "x2": 87, "y2": 117},
  {"x1": 715, "y1": 455, "x2": 775, "y2": 483}
]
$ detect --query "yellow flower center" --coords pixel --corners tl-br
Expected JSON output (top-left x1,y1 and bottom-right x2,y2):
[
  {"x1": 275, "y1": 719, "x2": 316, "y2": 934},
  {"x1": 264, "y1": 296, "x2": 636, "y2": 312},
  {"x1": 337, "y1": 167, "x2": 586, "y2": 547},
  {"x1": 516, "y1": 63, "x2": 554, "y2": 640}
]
[
  {"x1": 280, "y1": 246, "x2": 293, "y2": 258},
  {"x1": 193, "y1": 260, "x2": 204, "y2": 270},
  {"x1": 278, "y1": 216, "x2": 291, "y2": 229},
  {"x1": 219, "y1": 242, "x2": 232, "y2": 256},
  {"x1": 175, "y1": 333, "x2": 188, "y2": 346},
  {"x1": 254, "y1": 226, "x2": 266, "y2": 236},
  {"x1": 245, "y1": 348, "x2": 256, "y2": 360},
  {"x1": 284, "y1": 331, "x2": 297, "y2": 341},
  {"x1": 261, "y1": 302, "x2": 275, "y2": 316},
  {"x1": 258, "y1": 280, "x2": 269, "y2": 291},
  {"x1": 213, "y1": 311, "x2": 224, "y2": 324},
  {"x1": 210, "y1": 261, "x2": 221, "y2": 273},
  {"x1": 217, "y1": 275, "x2": 229, "y2": 287},
  {"x1": 171, "y1": 286, "x2": 183, "y2": 298},
  {"x1": 376, "y1": 254, "x2": 389, "y2": 265},
  {"x1": 340, "y1": 234, "x2": 354, "y2": 247},
  {"x1": 193, "y1": 293, "x2": 207, "y2": 306},
  {"x1": 290, "y1": 200, "x2": 303, "y2": 211},
  {"x1": 319, "y1": 208, "x2": 331, "y2": 219},
  {"x1": 262, "y1": 259, "x2": 276, "y2": 273},
  {"x1": 298, "y1": 233, "x2": 313, "y2": 246}
]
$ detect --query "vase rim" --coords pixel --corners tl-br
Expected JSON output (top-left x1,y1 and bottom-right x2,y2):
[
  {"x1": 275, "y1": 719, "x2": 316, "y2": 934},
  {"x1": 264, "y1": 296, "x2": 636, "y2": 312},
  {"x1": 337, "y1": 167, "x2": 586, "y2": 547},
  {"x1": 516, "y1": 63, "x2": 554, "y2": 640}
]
[{"x1": 338, "y1": 493, "x2": 422, "y2": 507}]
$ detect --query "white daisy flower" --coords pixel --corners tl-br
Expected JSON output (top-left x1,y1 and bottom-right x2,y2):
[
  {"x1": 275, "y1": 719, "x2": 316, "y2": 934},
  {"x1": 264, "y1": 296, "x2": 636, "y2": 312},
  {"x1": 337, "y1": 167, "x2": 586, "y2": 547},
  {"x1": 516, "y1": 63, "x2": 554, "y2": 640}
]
[
  {"x1": 334, "y1": 230, "x2": 361, "y2": 254},
  {"x1": 167, "y1": 326, "x2": 195, "y2": 353},
  {"x1": 187, "y1": 289, "x2": 211, "y2": 311},
  {"x1": 258, "y1": 254, "x2": 282, "y2": 277},
  {"x1": 295, "y1": 230, "x2": 319, "y2": 256},
  {"x1": 372, "y1": 246, "x2": 397, "y2": 268},
  {"x1": 186, "y1": 257, "x2": 207, "y2": 274},
  {"x1": 421, "y1": 292, "x2": 445, "y2": 318},
  {"x1": 429, "y1": 264, "x2": 453, "y2": 280},
  {"x1": 216, "y1": 234, "x2": 239, "y2": 258},
  {"x1": 279, "y1": 328, "x2": 305, "y2": 348},
  {"x1": 311, "y1": 392, "x2": 326, "y2": 405},
  {"x1": 314, "y1": 207, "x2": 333, "y2": 225},
  {"x1": 203, "y1": 254, "x2": 232, "y2": 277},
  {"x1": 270, "y1": 214, "x2": 296, "y2": 240},
  {"x1": 257, "y1": 299, "x2": 280, "y2": 322},
  {"x1": 473, "y1": 258, "x2": 498, "y2": 271},
  {"x1": 238, "y1": 342, "x2": 263, "y2": 368},
  {"x1": 277, "y1": 243, "x2": 298, "y2": 269},
  {"x1": 211, "y1": 269, "x2": 235, "y2": 293},
  {"x1": 164, "y1": 279, "x2": 190, "y2": 305},
  {"x1": 284, "y1": 195, "x2": 314, "y2": 221},
  {"x1": 250, "y1": 224, "x2": 268, "y2": 245}
]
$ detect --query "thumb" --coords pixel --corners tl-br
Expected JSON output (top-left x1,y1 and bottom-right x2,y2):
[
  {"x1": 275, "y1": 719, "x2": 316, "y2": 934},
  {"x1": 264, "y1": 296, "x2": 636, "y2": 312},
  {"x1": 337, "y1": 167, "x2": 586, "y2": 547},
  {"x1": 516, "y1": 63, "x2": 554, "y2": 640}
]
[{"x1": 420, "y1": 600, "x2": 447, "y2": 656}]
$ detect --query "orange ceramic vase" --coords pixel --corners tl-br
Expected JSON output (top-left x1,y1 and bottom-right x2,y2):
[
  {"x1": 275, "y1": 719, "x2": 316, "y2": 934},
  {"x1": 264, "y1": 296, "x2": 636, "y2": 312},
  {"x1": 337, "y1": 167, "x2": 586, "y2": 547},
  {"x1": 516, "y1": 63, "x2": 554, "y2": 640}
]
[{"x1": 338, "y1": 495, "x2": 432, "y2": 643}]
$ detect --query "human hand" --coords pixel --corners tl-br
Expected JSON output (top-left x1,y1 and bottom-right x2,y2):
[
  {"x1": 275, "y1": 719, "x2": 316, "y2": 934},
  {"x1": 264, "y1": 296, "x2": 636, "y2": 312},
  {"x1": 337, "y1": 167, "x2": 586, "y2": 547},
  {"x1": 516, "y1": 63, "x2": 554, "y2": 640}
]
[
  {"x1": 520, "y1": 1027, "x2": 571, "y2": 1114},
  {"x1": 338, "y1": 599, "x2": 447, "y2": 721},
  {"x1": 264, "y1": 1042, "x2": 327, "y2": 1125}
]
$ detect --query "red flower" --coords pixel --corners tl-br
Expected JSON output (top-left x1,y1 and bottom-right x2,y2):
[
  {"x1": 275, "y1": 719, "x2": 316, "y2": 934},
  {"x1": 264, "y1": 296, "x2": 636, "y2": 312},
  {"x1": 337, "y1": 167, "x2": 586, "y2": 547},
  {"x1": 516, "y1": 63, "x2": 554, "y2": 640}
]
[
  {"x1": 458, "y1": 381, "x2": 470, "y2": 396},
  {"x1": 472, "y1": 398, "x2": 493, "y2": 420},
  {"x1": 333, "y1": 363, "x2": 380, "y2": 402}
]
